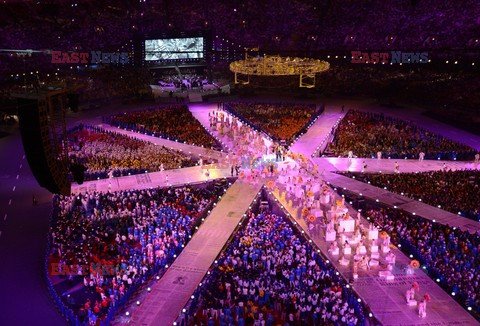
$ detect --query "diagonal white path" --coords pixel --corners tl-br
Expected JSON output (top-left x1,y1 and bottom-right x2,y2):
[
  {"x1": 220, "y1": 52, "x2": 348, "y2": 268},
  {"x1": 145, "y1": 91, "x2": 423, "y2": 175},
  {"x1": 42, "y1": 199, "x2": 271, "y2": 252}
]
[
  {"x1": 317, "y1": 157, "x2": 478, "y2": 174},
  {"x1": 71, "y1": 164, "x2": 231, "y2": 194},
  {"x1": 309, "y1": 156, "x2": 480, "y2": 233},
  {"x1": 290, "y1": 106, "x2": 345, "y2": 156}
]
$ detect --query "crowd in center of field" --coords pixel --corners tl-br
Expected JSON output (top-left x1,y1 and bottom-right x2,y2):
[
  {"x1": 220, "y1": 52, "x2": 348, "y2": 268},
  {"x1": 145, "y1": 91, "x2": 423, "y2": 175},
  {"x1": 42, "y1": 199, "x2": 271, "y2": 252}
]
[
  {"x1": 327, "y1": 110, "x2": 477, "y2": 160},
  {"x1": 48, "y1": 184, "x2": 227, "y2": 325},
  {"x1": 68, "y1": 125, "x2": 198, "y2": 180},
  {"x1": 192, "y1": 212, "x2": 365, "y2": 325}
]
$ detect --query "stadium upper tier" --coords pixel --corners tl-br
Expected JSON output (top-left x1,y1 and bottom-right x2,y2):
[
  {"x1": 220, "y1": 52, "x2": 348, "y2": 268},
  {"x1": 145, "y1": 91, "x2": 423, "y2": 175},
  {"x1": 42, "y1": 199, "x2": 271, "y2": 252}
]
[{"x1": 0, "y1": 0, "x2": 479, "y2": 52}]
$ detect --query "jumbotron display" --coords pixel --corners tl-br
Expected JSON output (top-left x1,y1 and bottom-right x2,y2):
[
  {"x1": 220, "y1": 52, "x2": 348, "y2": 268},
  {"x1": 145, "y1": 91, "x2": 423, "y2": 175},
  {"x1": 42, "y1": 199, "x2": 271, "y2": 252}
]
[{"x1": 144, "y1": 37, "x2": 204, "y2": 60}]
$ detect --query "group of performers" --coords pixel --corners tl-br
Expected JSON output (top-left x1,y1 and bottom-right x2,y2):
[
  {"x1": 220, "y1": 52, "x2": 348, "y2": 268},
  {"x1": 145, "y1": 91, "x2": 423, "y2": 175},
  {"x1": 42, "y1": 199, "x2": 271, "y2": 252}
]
[
  {"x1": 406, "y1": 282, "x2": 430, "y2": 318},
  {"x1": 208, "y1": 106, "x2": 434, "y2": 320}
]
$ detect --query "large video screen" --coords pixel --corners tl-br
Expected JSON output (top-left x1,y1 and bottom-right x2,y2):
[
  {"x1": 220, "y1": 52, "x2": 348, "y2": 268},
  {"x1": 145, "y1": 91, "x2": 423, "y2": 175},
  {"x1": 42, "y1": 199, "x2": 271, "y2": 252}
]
[{"x1": 144, "y1": 37, "x2": 204, "y2": 61}]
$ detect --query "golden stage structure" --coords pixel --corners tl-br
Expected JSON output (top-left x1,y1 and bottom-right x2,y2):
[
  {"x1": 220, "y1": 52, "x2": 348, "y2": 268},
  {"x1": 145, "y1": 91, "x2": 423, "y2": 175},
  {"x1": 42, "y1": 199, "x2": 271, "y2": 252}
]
[{"x1": 230, "y1": 55, "x2": 330, "y2": 88}]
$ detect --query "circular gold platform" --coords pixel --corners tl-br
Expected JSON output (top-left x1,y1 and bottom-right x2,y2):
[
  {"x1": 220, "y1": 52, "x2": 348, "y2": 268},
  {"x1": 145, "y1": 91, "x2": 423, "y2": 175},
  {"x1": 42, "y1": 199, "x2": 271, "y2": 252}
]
[
  {"x1": 230, "y1": 56, "x2": 330, "y2": 76},
  {"x1": 230, "y1": 56, "x2": 329, "y2": 88}
]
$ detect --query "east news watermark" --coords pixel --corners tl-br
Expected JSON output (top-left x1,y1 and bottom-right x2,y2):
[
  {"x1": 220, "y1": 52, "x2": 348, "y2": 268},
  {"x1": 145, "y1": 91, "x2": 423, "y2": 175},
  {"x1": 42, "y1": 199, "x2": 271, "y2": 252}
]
[
  {"x1": 51, "y1": 51, "x2": 129, "y2": 64},
  {"x1": 50, "y1": 262, "x2": 129, "y2": 276},
  {"x1": 351, "y1": 51, "x2": 428, "y2": 64}
]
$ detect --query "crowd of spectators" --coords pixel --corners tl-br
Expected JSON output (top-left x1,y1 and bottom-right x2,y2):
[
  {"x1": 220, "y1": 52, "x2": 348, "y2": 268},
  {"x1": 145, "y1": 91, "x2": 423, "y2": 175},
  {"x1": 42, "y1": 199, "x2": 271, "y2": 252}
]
[
  {"x1": 338, "y1": 190, "x2": 480, "y2": 318},
  {"x1": 225, "y1": 102, "x2": 319, "y2": 143},
  {"x1": 48, "y1": 183, "x2": 228, "y2": 325},
  {"x1": 2, "y1": 0, "x2": 480, "y2": 120},
  {"x1": 327, "y1": 110, "x2": 477, "y2": 160},
  {"x1": 340, "y1": 170, "x2": 480, "y2": 222},
  {"x1": 105, "y1": 105, "x2": 220, "y2": 149},
  {"x1": 67, "y1": 125, "x2": 198, "y2": 181},
  {"x1": 1, "y1": 1, "x2": 479, "y2": 55},
  {"x1": 190, "y1": 212, "x2": 365, "y2": 325}
]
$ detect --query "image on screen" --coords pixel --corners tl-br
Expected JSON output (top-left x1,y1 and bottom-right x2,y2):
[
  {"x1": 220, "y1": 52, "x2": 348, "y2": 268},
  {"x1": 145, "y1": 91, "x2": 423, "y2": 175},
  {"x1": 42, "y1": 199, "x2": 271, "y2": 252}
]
[{"x1": 144, "y1": 37, "x2": 204, "y2": 60}]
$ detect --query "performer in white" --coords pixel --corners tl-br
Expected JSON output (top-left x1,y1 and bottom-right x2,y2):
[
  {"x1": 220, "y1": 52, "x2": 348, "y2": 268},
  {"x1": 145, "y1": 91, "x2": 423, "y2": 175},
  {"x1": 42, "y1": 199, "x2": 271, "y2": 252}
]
[
  {"x1": 356, "y1": 211, "x2": 362, "y2": 226},
  {"x1": 383, "y1": 234, "x2": 391, "y2": 247},
  {"x1": 475, "y1": 153, "x2": 480, "y2": 168},
  {"x1": 327, "y1": 217, "x2": 335, "y2": 232},
  {"x1": 406, "y1": 288, "x2": 413, "y2": 303},
  {"x1": 419, "y1": 152, "x2": 425, "y2": 161},
  {"x1": 348, "y1": 150, "x2": 353, "y2": 160},
  {"x1": 394, "y1": 162, "x2": 400, "y2": 173},
  {"x1": 377, "y1": 151, "x2": 382, "y2": 159},
  {"x1": 405, "y1": 282, "x2": 419, "y2": 304},
  {"x1": 418, "y1": 294, "x2": 429, "y2": 318}
]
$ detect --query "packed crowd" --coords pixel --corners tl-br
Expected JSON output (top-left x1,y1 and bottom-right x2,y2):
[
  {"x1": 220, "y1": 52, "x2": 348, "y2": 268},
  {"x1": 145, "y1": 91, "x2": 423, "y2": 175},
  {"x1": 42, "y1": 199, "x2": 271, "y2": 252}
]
[
  {"x1": 341, "y1": 170, "x2": 480, "y2": 222},
  {"x1": 2, "y1": 0, "x2": 480, "y2": 119},
  {"x1": 2, "y1": 1, "x2": 478, "y2": 55},
  {"x1": 225, "y1": 102, "x2": 320, "y2": 143},
  {"x1": 327, "y1": 110, "x2": 477, "y2": 160},
  {"x1": 191, "y1": 212, "x2": 365, "y2": 325},
  {"x1": 68, "y1": 125, "x2": 198, "y2": 180},
  {"x1": 339, "y1": 191, "x2": 480, "y2": 317},
  {"x1": 106, "y1": 105, "x2": 220, "y2": 149},
  {"x1": 48, "y1": 184, "x2": 228, "y2": 325}
]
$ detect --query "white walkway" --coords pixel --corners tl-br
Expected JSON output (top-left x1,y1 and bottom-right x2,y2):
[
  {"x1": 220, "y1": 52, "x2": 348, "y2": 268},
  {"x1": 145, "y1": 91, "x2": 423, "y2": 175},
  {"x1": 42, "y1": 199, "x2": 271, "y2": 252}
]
[
  {"x1": 290, "y1": 106, "x2": 345, "y2": 157},
  {"x1": 316, "y1": 157, "x2": 478, "y2": 174},
  {"x1": 71, "y1": 164, "x2": 230, "y2": 194}
]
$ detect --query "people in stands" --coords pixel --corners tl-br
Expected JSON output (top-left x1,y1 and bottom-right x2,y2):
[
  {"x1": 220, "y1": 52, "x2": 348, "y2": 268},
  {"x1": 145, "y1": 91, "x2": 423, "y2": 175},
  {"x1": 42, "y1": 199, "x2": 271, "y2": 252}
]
[
  {"x1": 68, "y1": 125, "x2": 199, "y2": 181},
  {"x1": 192, "y1": 212, "x2": 365, "y2": 325},
  {"x1": 226, "y1": 102, "x2": 319, "y2": 143},
  {"x1": 106, "y1": 105, "x2": 220, "y2": 149},
  {"x1": 48, "y1": 184, "x2": 228, "y2": 324},
  {"x1": 327, "y1": 110, "x2": 477, "y2": 160}
]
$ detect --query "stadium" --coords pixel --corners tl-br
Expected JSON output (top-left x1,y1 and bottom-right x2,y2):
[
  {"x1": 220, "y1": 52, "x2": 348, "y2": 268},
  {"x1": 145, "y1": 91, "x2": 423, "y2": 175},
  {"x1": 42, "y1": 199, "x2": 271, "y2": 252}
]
[{"x1": 0, "y1": 1, "x2": 479, "y2": 325}]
